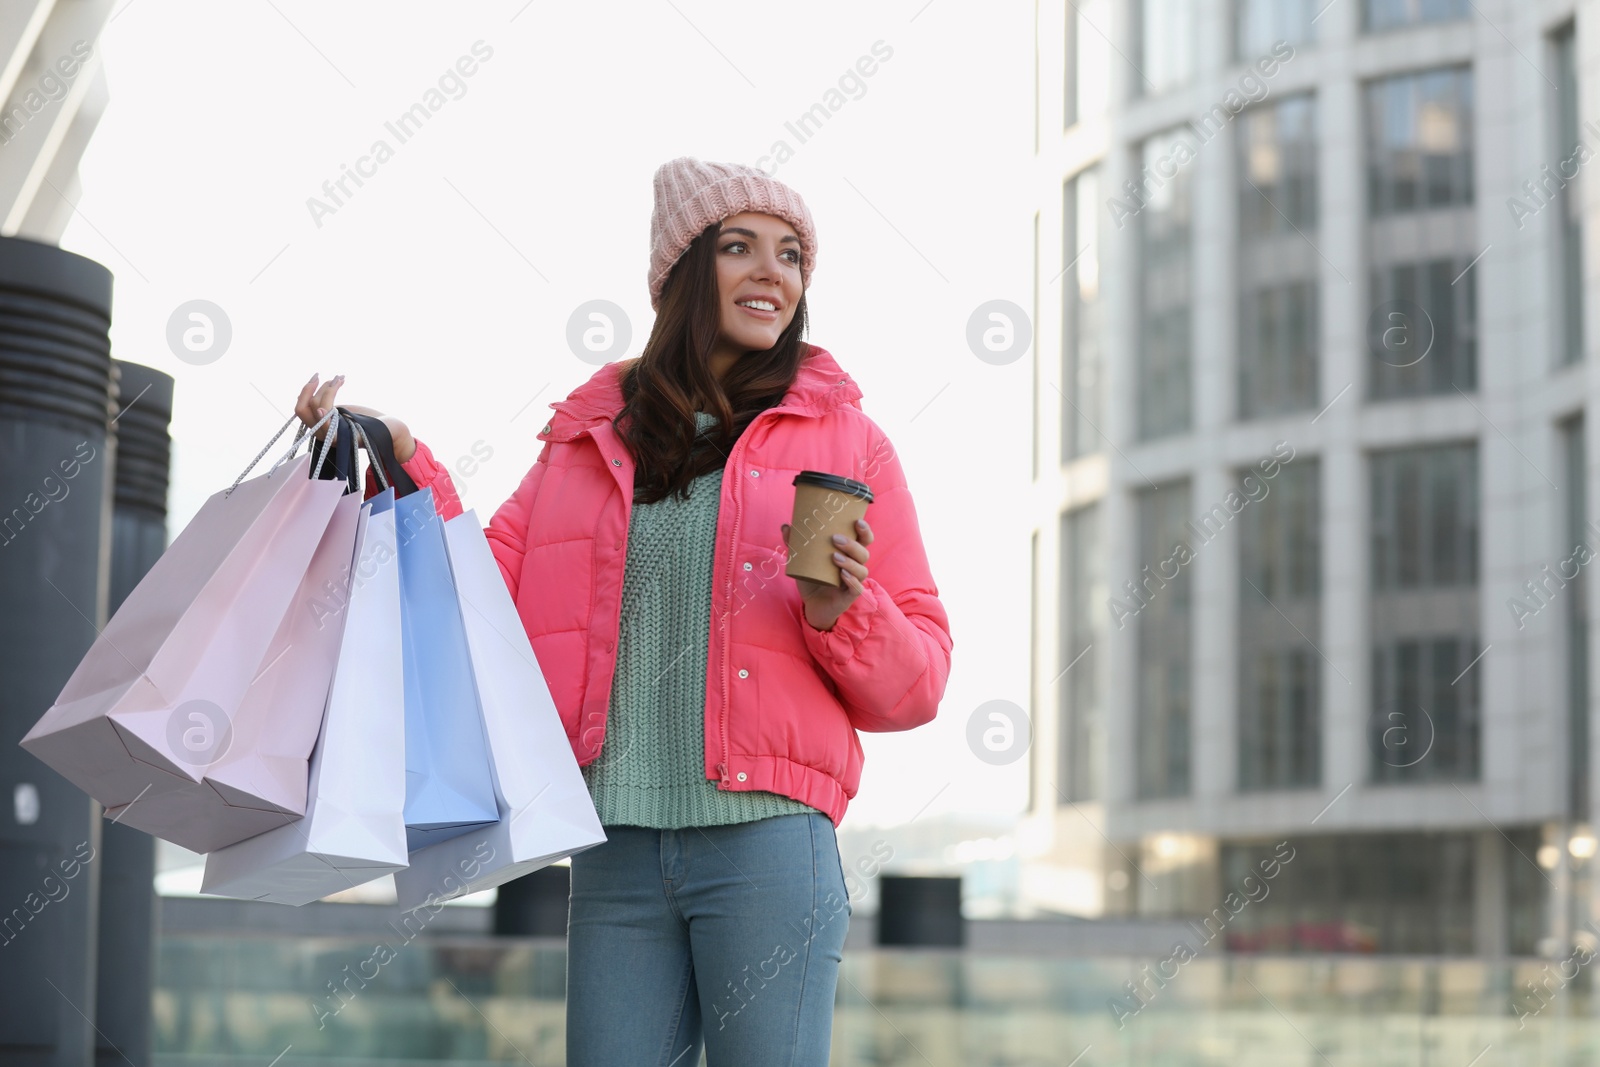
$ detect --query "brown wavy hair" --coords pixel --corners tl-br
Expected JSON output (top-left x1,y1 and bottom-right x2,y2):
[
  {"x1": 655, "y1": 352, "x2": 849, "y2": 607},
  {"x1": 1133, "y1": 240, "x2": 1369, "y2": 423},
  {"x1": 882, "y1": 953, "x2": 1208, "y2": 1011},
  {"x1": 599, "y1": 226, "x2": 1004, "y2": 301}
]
[{"x1": 614, "y1": 220, "x2": 811, "y2": 505}]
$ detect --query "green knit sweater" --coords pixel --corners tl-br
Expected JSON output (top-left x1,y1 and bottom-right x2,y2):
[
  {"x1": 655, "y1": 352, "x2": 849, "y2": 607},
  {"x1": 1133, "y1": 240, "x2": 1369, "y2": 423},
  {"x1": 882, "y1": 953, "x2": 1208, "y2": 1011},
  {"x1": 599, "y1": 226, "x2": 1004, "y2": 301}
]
[{"x1": 580, "y1": 410, "x2": 823, "y2": 828}]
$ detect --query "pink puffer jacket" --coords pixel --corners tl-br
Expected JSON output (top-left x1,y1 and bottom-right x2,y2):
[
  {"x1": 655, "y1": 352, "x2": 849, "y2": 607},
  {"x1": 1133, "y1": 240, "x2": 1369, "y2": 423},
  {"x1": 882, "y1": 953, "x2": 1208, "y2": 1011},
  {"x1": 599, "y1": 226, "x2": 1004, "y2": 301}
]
[{"x1": 378, "y1": 344, "x2": 953, "y2": 826}]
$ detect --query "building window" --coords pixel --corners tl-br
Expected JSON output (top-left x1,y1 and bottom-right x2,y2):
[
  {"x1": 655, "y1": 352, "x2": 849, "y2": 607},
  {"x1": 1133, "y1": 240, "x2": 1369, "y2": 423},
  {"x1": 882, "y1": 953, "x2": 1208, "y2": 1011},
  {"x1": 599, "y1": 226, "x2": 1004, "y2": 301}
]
[
  {"x1": 1236, "y1": 0, "x2": 1317, "y2": 61},
  {"x1": 1364, "y1": 0, "x2": 1469, "y2": 32},
  {"x1": 1059, "y1": 504, "x2": 1105, "y2": 802},
  {"x1": 1367, "y1": 259, "x2": 1477, "y2": 398},
  {"x1": 1134, "y1": 482, "x2": 1193, "y2": 798},
  {"x1": 1139, "y1": 0, "x2": 1196, "y2": 96},
  {"x1": 1137, "y1": 130, "x2": 1196, "y2": 440},
  {"x1": 1565, "y1": 418, "x2": 1588, "y2": 819},
  {"x1": 1366, "y1": 67, "x2": 1473, "y2": 215},
  {"x1": 1238, "y1": 94, "x2": 1319, "y2": 418},
  {"x1": 1067, "y1": 0, "x2": 1112, "y2": 127},
  {"x1": 1556, "y1": 23, "x2": 1583, "y2": 367},
  {"x1": 1365, "y1": 66, "x2": 1476, "y2": 399},
  {"x1": 1220, "y1": 831, "x2": 1487, "y2": 954},
  {"x1": 1239, "y1": 459, "x2": 1321, "y2": 790},
  {"x1": 1063, "y1": 167, "x2": 1104, "y2": 461},
  {"x1": 1369, "y1": 443, "x2": 1480, "y2": 783}
]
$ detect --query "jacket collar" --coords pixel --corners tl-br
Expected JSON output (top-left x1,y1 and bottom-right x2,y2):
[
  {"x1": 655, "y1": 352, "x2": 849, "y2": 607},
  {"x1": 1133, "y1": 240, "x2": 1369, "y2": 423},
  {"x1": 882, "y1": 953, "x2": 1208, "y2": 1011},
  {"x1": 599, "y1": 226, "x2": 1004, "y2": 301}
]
[{"x1": 538, "y1": 344, "x2": 862, "y2": 442}]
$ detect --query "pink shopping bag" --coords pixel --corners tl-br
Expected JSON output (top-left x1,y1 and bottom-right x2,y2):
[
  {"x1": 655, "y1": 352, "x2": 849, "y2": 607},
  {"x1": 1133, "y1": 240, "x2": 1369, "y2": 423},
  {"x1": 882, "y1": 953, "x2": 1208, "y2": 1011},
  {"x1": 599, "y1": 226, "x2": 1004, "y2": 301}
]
[{"x1": 20, "y1": 411, "x2": 354, "y2": 826}]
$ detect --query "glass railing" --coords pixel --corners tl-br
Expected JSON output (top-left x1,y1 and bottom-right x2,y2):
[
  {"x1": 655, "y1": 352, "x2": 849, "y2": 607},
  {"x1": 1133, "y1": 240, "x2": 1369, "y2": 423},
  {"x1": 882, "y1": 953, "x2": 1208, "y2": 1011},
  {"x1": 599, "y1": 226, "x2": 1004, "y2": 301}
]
[{"x1": 154, "y1": 934, "x2": 1600, "y2": 1065}]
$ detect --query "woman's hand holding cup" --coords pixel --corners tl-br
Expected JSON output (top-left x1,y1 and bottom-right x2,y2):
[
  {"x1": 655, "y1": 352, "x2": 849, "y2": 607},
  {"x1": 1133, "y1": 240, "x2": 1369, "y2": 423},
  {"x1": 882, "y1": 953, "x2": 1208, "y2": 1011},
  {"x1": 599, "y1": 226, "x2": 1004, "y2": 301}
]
[{"x1": 781, "y1": 517, "x2": 874, "y2": 632}]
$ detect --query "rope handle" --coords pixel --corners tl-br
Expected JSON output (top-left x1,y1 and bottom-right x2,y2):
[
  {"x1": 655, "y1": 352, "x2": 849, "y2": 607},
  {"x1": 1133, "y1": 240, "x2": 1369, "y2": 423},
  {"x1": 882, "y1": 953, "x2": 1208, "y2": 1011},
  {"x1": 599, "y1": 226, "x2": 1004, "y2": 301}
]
[
  {"x1": 227, "y1": 405, "x2": 398, "y2": 499},
  {"x1": 225, "y1": 406, "x2": 341, "y2": 497},
  {"x1": 348, "y1": 416, "x2": 391, "y2": 492}
]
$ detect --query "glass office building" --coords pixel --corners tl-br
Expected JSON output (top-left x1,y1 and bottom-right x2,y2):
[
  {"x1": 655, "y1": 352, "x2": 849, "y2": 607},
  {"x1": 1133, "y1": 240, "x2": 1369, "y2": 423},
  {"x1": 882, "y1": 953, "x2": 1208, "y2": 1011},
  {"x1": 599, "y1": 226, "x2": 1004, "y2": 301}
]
[{"x1": 1030, "y1": 0, "x2": 1595, "y2": 956}]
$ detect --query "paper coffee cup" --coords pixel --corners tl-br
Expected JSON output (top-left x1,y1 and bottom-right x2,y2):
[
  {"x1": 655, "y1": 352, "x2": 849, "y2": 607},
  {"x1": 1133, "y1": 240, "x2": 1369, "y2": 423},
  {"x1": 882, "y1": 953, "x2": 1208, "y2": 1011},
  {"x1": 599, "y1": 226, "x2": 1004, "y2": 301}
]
[{"x1": 786, "y1": 470, "x2": 874, "y2": 587}]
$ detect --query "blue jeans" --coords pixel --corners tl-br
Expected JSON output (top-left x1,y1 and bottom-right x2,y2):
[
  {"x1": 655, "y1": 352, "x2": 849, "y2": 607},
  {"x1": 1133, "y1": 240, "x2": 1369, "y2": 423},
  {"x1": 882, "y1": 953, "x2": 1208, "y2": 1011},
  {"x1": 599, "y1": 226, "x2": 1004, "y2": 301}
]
[{"x1": 565, "y1": 811, "x2": 852, "y2": 1066}]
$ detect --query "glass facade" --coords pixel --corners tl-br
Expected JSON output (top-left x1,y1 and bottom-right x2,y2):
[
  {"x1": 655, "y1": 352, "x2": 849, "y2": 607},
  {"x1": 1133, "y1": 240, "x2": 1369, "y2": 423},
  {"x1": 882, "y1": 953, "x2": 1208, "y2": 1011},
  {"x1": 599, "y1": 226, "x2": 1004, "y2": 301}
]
[
  {"x1": 1066, "y1": 0, "x2": 1112, "y2": 127},
  {"x1": 1238, "y1": 94, "x2": 1319, "y2": 418},
  {"x1": 1364, "y1": 0, "x2": 1469, "y2": 32},
  {"x1": 1238, "y1": 459, "x2": 1321, "y2": 790},
  {"x1": 1060, "y1": 505, "x2": 1105, "y2": 803},
  {"x1": 1369, "y1": 443, "x2": 1481, "y2": 783},
  {"x1": 1365, "y1": 66, "x2": 1477, "y2": 399},
  {"x1": 1063, "y1": 166, "x2": 1104, "y2": 461},
  {"x1": 1137, "y1": 130, "x2": 1196, "y2": 440},
  {"x1": 1235, "y1": 0, "x2": 1317, "y2": 60},
  {"x1": 1557, "y1": 23, "x2": 1583, "y2": 367},
  {"x1": 1135, "y1": 482, "x2": 1193, "y2": 799},
  {"x1": 1219, "y1": 829, "x2": 1542, "y2": 954},
  {"x1": 1139, "y1": 0, "x2": 1196, "y2": 96}
]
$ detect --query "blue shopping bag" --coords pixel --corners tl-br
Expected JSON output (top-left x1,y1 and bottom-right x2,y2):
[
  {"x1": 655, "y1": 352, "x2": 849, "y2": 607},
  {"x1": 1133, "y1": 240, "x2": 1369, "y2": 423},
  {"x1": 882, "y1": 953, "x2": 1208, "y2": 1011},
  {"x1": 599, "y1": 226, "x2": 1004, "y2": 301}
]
[{"x1": 394, "y1": 487, "x2": 499, "y2": 849}]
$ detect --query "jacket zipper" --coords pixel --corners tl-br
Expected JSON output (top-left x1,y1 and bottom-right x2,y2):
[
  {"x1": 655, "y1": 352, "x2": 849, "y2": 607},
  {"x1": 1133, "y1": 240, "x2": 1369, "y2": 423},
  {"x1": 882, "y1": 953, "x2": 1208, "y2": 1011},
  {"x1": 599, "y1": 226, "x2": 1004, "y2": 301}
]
[{"x1": 717, "y1": 412, "x2": 770, "y2": 788}]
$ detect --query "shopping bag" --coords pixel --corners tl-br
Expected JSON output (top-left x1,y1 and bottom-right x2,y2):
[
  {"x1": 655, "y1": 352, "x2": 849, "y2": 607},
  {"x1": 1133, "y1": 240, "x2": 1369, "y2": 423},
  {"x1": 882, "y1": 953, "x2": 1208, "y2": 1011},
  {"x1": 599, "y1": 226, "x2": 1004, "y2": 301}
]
[
  {"x1": 20, "y1": 411, "x2": 353, "y2": 816},
  {"x1": 394, "y1": 511, "x2": 605, "y2": 911},
  {"x1": 103, "y1": 486, "x2": 361, "y2": 851},
  {"x1": 200, "y1": 486, "x2": 410, "y2": 905},
  {"x1": 394, "y1": 488, "x2": 499, "y2": 849}
]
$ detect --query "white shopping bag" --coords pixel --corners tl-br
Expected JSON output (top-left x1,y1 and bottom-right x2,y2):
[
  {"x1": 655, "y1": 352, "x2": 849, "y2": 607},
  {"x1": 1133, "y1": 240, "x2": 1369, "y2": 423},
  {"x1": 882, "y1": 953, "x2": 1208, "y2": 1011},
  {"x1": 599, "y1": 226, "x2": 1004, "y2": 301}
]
[
  {"x1": 200, "y1": 489, "x2": 409, "y2": 905},
  {"x1": 393, "y1": 509, "x2": 605, "y2": 912}
]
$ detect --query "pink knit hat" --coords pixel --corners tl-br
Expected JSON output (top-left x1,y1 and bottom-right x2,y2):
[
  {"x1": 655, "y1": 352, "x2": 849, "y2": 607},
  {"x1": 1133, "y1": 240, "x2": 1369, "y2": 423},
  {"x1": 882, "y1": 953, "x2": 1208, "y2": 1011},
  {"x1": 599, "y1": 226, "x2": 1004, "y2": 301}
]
[{"x1": 647, "y1": 156, "x2": 817, "y2": 311}]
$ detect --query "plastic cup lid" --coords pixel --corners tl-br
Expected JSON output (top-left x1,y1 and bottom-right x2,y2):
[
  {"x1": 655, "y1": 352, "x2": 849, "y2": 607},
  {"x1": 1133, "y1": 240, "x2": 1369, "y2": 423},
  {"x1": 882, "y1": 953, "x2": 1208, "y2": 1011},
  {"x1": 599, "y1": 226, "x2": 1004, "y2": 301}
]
[{"x1": 793, "y1": 469, "x2": 873, "y2": 503}]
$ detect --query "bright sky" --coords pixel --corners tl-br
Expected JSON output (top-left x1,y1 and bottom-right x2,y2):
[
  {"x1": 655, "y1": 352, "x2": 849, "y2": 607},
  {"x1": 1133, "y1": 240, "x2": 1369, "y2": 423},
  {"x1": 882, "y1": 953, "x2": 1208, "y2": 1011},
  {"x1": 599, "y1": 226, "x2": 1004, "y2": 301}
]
[{"x1": 64, "y1": 0, "x2": 1036, "y2": 829}]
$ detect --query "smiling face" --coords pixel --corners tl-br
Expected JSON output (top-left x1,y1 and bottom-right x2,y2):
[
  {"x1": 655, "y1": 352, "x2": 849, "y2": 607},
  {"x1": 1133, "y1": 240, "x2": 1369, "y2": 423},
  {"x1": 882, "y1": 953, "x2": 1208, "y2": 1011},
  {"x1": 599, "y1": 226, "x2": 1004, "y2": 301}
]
[{"x1": 709, "y1": 211, "x2": 804, "y2": 377}]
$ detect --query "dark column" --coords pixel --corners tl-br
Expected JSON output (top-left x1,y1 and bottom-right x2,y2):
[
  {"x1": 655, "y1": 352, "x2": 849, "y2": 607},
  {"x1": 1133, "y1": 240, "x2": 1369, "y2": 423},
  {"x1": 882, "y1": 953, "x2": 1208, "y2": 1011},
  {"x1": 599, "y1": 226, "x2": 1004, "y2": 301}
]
[
  {"x1": 0, "y1": 235, "x2": 116, "y2": 1067},
  {"x1": 94, "y1": 361, "x2": 172, "y2": 1067}
]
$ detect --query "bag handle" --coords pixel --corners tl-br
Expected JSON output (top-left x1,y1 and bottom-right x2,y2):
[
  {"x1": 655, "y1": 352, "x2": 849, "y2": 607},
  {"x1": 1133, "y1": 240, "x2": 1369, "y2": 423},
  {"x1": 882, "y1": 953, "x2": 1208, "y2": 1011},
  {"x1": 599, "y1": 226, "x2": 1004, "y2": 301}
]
[
  {"x1": 226, "y1": 405, "x2": 412, "y2": 500},
  {"x1": 307, "y1": 408, "x2": 361, "y2": 493},
  {"x1": 305, "y1": 410, "x2": 405, "y2": 497},
  {"x1": 349, "y1": 419, "x2": 392, "y2": 492},
  {"x1": 337, "y1": 409, "x2": 419, "y2": 497},
  {"x1": 226, "y1": 407, "x2": 344, "y2": 497}
]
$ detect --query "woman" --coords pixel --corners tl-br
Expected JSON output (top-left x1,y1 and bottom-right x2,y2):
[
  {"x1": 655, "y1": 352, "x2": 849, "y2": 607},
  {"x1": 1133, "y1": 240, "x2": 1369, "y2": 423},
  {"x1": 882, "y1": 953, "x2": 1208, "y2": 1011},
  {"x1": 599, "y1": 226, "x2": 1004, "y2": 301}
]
[{"x1": 293, "y1": 156, "x2": 953, "y2": 1066}]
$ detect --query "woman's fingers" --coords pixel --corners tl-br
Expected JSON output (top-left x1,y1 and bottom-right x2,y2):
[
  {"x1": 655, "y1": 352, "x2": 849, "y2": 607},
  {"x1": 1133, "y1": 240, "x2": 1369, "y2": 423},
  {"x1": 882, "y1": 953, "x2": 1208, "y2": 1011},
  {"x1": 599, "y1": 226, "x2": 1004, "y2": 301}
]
[
  {"x1": 295, "y1": 374, "x2": 346, "y2": 440},
  {"x1": 831, "y1": 550, "x2": 868, "y2": 583},
  {"x1": 830, "y1": 531, "x2": 869, "y2": 565},
  {"x1": 295, "y1": 374, "x2": 320, "y2": 425}
]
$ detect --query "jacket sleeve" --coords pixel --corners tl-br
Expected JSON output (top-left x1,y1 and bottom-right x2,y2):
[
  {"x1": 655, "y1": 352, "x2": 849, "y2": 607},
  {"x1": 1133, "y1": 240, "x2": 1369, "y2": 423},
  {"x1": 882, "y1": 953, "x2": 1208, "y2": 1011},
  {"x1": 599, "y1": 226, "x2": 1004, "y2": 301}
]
[
  {"x1": 797, "y1": 421, "x2": 953, "y2": 733},
  {"x1": 362, "y1": 437, "x2": 465, "y2": 519},
  {"x1": 364, "y1": 435, "x2": 553, "y2": 601}
]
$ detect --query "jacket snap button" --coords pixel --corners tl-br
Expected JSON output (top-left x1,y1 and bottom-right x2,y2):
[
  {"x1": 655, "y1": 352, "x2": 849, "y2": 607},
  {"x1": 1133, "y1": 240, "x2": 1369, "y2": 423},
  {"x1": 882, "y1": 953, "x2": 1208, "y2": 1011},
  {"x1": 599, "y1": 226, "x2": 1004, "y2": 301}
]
[
  {"x1": 736, "y1": 771, "x2": 747, "y2": 782},
  {"x1": 738, "y1": 669, "x2": 749, "y2": 678},
  {"x1": 743, "y1": 561, "x2": 752, "y2": 571},
  {"x1": 612, "y1": 458, "x2": 621, "y2": 466},
  {"x1": 541, "y1": 423, "x2": 551, "y2": 434},
  {"x1": 749, "y1": 469, "x2": 759, "y2": 477}
]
